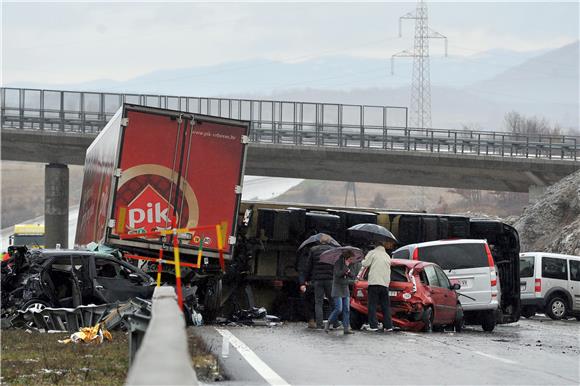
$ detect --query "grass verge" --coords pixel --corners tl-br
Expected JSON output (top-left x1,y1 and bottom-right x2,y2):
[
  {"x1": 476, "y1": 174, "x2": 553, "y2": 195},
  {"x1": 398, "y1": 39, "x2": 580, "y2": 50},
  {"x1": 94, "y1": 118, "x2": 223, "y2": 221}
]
[{"x1": 1, "y1": 329, "x2": 128, "y2": 385}]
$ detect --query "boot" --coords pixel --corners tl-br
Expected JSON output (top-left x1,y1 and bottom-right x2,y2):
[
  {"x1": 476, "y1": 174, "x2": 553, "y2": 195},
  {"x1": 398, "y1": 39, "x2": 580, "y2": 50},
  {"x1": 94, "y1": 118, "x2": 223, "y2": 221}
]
[
  {"x1": 324, "y1": 320, "x2": 330, "y2": 333},
  {"x1": 307, "y1": 319, "x2": 316, "y2": 329},
  {"x1": 343, "y1": 328, "x2": 355, "y2": 335}
]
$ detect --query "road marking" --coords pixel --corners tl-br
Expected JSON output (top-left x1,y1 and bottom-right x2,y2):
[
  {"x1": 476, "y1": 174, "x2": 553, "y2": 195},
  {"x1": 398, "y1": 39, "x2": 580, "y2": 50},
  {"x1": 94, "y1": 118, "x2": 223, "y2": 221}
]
[
  {"x1": 473, "y1": 350, "x2": 517, "y2": 364},
  {"x1": 215, "y1": 328, "x2": 290, "y2": 386}
]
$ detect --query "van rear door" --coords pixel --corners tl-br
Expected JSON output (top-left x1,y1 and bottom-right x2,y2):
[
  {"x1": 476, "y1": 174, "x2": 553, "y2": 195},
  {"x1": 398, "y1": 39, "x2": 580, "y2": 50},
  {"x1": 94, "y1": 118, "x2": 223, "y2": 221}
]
[
  {"x1": 519, "y1": 254, "x2": 536, "y2": 299},
  {"x1": 418, "y1": 243, "x2": 492, "y2": 307}
]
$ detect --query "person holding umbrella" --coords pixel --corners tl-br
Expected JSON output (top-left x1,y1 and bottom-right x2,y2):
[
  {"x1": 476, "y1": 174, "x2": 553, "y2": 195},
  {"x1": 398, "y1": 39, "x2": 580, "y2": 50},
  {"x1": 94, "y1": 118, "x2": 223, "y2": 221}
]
[
  {"x1": 298, "y1": 234, "x2": 340, "y2": 329},
  {"x1": 348, "y1": 223, "x2": 398, "y2": 332},
  {"x1": 319, "y1": 246, "x2": 364, "y2": 335}
]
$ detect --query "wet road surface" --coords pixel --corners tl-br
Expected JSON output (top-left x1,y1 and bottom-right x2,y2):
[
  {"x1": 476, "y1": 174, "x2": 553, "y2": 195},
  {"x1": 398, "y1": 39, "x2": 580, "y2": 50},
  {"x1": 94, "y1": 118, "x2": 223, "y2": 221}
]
[{"x1": 194, "y1": 316, "x2": 580, "y2": 385}]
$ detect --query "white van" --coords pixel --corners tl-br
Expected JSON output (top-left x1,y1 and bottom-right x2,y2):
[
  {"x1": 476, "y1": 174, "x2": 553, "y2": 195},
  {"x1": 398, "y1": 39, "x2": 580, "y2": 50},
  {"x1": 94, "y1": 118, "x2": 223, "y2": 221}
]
[
  {"x1": 393, "y1": 239, "x2": 500, "y2": 331},
  {"x1": 519, "y1": 252, "x2": 580, "y2": 320}
]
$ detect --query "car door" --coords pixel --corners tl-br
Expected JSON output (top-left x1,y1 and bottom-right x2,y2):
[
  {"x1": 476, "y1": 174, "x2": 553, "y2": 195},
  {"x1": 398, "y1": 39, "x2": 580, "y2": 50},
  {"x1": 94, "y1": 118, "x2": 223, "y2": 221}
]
[
  {"x1": 434, "y1": 265, "x2": 458, "y2": 323},
  {"x1": 92, "y1": 256, "x2": 154, "y2": 302},
  {"x1": 423, "y1": 264, "x2": 448, "y2": 324},
  {"x1": 541, "y1": 256, "x2": 569, "y2": 300},
  {"x1": 568, "y1": 259, "x2": 580, "y2": 312}
]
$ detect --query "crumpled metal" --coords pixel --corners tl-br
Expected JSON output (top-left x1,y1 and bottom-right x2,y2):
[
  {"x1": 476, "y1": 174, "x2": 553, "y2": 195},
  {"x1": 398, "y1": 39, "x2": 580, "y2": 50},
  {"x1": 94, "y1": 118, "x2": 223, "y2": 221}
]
[{"x1": 58, "y1": 322, "x2": 112, "y2": 344}]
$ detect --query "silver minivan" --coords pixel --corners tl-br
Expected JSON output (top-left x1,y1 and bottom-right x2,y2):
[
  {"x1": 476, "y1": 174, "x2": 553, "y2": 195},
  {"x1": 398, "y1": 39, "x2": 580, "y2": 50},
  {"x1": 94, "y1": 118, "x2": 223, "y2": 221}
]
[
  {"x1": 393, "y1": 239, "x2": 500, "y2": 331},
  {"x1": 520, "y1": 252, "x2": 580, "y2": 320}
]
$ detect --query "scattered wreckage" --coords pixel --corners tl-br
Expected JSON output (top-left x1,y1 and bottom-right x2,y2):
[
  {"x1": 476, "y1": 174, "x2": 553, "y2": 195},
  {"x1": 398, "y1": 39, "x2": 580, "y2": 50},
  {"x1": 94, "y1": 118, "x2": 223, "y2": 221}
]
[{"x1": 1, "y1": 246, "x2": 202, "y2": 331}]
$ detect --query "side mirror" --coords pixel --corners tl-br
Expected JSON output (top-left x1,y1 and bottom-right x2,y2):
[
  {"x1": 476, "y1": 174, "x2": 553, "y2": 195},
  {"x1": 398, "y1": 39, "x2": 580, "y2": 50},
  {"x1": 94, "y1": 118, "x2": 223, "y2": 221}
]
[{"x1": 450, "y1": 283, "x2": 461, "y2": 290}]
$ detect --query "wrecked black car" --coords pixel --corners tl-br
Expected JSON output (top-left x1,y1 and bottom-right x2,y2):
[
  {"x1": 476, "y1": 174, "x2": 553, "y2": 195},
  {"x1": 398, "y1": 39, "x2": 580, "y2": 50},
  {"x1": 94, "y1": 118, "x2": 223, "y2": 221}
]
[
  {"x1": 1, "y1": 247, "x2": 200, "y2": 326},
  {"x1": 1, "y1": 247, "x2": 155, "y2": 314}
]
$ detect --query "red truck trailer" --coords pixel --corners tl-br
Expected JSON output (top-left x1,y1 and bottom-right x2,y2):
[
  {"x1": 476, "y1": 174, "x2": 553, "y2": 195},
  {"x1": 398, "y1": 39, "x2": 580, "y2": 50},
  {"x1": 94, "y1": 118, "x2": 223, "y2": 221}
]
[{"x1": 75, "y1": 104, "x2": 249, "y2": 318}]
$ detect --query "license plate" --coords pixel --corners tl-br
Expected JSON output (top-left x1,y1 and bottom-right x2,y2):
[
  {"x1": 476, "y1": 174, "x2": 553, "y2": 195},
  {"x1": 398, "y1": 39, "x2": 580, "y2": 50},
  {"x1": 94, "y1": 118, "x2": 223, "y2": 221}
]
[{"x1": 389, "y1": 291, "x2": 398, "y2": 297}]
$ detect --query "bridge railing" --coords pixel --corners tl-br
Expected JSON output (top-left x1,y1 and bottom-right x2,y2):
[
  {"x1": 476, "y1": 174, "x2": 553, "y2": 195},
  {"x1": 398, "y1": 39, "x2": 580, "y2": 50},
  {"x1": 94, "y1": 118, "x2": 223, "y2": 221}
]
[{"x1": 1, "y1": 87, "x2": 578, "y2": 161}]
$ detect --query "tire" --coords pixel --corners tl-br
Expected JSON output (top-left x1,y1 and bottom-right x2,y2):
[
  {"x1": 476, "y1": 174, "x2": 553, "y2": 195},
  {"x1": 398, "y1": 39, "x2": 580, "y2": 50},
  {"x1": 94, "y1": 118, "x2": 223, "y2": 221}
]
[
  {"x1": 520, "y1": 307, "x2": 536, "y2": 318},
  {"x1": 202, "y1": 278, "x2": 223, "y2": 322},
  {"x1": 350, "y1": 309, "x2": 364, "y2": 330},
  {"x1": 546, "y1": 297, "x2": 568, "y2": 320},
  {"x1": 21, "y1": 299, "x2": 51, "y2": 313},
  {"x1": 454, "y1": 304, "x2": 465, "y2": 333},
  {"x1": 20, "y1": 299, "x2": 52, "y2": 328},
  {"x1": 481, "y1": 311, "x2": 496, "y2": 332},
  {"x1": 422, "y1": 307, "x2": 433, "y2": 332}
]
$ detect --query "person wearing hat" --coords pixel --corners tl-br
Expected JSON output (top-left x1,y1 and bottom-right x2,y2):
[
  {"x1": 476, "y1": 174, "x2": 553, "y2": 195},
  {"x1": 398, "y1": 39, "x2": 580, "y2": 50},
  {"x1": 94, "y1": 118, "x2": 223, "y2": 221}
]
[{"x1": 361, "y1": 239, "x2": 396, "y2": 332}]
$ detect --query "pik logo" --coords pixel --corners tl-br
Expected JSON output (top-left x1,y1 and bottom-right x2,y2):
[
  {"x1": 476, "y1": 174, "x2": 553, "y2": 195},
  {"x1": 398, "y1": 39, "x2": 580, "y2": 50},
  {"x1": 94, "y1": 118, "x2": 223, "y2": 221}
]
[{"x1": 126, "y1": 185, "x2": 173, "y2": 232}]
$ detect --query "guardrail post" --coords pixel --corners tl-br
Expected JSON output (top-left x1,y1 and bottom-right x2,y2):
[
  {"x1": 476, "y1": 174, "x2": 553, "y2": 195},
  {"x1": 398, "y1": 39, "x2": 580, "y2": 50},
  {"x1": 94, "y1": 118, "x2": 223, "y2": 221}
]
[
  {"x1": 360, "y1": 106, "x2": 364, "y2": 148},
  {"x1": 59, "y1": 91, "x2": 65, "y2": 131},
  {"x1": 40, "y1": 90, "x2": 45, "y2": 131}
]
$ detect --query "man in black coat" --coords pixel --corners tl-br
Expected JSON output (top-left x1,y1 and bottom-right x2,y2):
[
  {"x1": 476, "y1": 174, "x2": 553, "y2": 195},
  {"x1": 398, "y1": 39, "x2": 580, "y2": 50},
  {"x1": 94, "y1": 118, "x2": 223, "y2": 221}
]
[{"x1": 299, "y1": 235, "x2": 336, "y2": 329}]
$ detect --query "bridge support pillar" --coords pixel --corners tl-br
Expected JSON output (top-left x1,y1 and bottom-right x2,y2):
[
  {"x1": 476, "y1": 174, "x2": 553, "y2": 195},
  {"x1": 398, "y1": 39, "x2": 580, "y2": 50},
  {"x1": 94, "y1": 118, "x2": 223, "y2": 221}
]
[
  {"x1": 528, "y1": 185, "x2": 547, "y2": 205},
  {"x1": 45, "y1": 163, "x2": 69, "y2": 248}
]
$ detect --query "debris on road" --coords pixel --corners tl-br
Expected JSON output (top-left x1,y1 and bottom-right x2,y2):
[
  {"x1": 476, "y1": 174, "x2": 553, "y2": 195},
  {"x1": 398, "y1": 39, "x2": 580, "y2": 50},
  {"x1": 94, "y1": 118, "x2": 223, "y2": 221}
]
[
  {"x1": 216, "y1": 307, "x2": 281, "y2": 327},
  {"x1": 58, "y1": 322, "x2": 113, "y2": 344}
]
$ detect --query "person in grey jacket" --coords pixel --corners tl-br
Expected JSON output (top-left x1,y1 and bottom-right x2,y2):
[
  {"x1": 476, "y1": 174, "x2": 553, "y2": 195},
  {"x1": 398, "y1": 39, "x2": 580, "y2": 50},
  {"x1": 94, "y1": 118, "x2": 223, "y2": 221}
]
[
  {"x1": 325, "y1": 250, "x2": 355, "y2": 335},
  {"x1": 362, "y1": 240, "x2": 396, "y2": 332}
]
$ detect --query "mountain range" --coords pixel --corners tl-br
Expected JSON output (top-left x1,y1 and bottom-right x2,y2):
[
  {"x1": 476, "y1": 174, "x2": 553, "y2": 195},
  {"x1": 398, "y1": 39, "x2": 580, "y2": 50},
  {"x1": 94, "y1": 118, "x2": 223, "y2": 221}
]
[{"x1": 8, "y1": 41, "x2": 579, "y2": 132}]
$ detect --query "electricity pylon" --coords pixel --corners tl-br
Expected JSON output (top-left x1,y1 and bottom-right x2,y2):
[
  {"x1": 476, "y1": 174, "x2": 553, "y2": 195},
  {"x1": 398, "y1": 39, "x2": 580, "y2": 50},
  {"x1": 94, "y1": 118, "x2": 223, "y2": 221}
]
[{"x1": 391, "y1": 0, "x2": 448, "y2": 129}]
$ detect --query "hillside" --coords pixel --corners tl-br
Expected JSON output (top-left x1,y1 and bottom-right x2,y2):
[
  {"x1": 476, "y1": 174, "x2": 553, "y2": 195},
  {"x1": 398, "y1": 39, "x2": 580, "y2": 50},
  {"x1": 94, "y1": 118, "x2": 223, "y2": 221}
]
[{"x1": 514, "y1": 170, "x2": 580, "y2": 256}]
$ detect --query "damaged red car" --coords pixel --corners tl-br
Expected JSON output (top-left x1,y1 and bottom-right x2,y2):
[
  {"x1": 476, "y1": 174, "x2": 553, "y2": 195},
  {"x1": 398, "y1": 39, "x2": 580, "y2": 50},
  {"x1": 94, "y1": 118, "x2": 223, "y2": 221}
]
[{"x1": 350, "y1": 259, "x2": 464, "y2": 332}]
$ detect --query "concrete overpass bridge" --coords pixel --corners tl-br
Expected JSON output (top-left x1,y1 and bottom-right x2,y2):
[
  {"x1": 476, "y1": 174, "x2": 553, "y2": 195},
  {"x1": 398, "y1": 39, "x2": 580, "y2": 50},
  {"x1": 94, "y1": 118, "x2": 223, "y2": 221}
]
[{"x1": 2, "y1": 87, "x2": 579, "y2": 246}]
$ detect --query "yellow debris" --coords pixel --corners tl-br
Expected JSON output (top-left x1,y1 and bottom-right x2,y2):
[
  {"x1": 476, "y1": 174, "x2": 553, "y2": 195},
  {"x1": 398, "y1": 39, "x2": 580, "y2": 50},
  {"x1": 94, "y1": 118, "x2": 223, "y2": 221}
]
[{"x1": 58, "y1": 323, "x2": 113, "y2": 344}]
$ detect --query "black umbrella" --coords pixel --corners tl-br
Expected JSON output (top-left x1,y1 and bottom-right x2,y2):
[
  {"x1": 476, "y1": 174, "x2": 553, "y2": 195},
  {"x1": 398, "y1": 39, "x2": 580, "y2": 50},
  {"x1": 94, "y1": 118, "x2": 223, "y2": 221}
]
[
  {"x1": 347, "y1": 223, "x2": 398, "y2": 244},
  {"x1": 297, "y1": 233, "x2": 341, "y2": 251},
  {"x1": 319, "y1": 246, "x2": 364, "y2": 265}
]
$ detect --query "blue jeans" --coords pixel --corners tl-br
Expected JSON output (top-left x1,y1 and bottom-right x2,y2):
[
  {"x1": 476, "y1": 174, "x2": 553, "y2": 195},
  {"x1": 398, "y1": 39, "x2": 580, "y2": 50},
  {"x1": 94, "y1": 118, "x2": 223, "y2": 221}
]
[{"x1": 328, "y1": 296, "x2": 350, "y2": 331}]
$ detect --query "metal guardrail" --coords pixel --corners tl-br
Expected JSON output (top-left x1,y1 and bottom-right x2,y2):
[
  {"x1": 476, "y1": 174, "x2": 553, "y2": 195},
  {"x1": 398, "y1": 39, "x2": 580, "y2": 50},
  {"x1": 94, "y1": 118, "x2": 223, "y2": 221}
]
[
  {"x1": 1, "y1": 87, "x2": 578, "y2": 161},
  {"x1": 126, "y1": 286, "x2": 198, "y2": 385}
]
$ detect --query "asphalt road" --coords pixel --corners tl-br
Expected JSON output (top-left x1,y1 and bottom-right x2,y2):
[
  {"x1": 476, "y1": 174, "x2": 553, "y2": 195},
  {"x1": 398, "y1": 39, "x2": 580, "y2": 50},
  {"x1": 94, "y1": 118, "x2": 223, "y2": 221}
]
[{"x1": 194, "y1": 316, "x2": 580, "y2": 385}]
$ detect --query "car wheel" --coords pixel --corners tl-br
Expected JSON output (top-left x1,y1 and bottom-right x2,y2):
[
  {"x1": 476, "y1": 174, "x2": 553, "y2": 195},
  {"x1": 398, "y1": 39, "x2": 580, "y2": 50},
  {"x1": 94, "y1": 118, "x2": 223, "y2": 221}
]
[
  {"x1": 350, "y1": 309, "x2": 364, "y2": 330},
  {"x1": 546, "y1": 297, "x2": 568, "y2": 320},
  {"x1": 454, "y1": 304, "x2": 465, "y2": 333},
  {"x1": 20, "y1": 299, "x2": 52, "y2": 328},
  {"x1": 422, "y1": 307, "x2": 433, "y2": 333},
  {"x1": 21, "y1": 299, "x2": 51, "y2": 313},
  {"x1": 481, "y1": 311, "x2": 496, "y2": 332},
  {"x1": 520, "y1": 307, "x2": 536, "y2": 318}
]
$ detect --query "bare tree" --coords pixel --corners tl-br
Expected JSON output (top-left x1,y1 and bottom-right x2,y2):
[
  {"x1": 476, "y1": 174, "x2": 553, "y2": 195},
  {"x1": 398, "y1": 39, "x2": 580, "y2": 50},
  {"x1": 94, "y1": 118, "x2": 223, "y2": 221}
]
[{"x1": 503, "y1": 111, "x2": 568, "y2": 135}]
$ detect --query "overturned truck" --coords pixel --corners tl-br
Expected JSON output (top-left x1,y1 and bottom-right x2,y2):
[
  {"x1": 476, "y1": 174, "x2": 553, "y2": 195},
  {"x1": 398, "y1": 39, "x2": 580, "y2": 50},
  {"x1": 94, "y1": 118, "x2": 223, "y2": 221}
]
[
  {"x1": 75, "y1": 104, "x2": 249, "y2": 320},
  {"x1": 226, "y1": 202, "x2": 521, "y2": 324}
]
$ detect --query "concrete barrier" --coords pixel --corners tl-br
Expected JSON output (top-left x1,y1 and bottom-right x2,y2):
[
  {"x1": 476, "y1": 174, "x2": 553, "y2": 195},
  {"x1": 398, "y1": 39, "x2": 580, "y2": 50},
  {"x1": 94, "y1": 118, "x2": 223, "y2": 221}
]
[{"x1": 126, "y1": 287, "x2": 198, "y2": 385}]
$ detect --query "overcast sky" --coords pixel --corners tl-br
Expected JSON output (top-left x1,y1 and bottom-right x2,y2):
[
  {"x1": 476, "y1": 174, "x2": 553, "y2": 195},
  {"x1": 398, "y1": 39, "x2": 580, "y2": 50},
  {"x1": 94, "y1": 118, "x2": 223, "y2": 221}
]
[{"x1": 2, "y1": 1, "x2": 578, "y2": 85}]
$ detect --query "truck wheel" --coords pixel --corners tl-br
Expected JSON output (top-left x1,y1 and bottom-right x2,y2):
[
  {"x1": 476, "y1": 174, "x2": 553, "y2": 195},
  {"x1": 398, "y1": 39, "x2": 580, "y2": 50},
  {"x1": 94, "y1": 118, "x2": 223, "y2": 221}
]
[
  {"x1": 350, "y1": 309, "x2": 365, "y2": 330},
  {"x1": 203, "y1": 278, "x2": 223, "y2": 322},
  {"x1": 481, "y1": 311, "x2": 496, "y2": 332},
  {"x1": 546, "y1": 297, "x2": 568, "y2": 320},
  {"x1": 454, "y1": 304, "x2": 465, "y2": 333},
  {"x1": 422, "y1": 307, "x2": 433, "y2": 333}
]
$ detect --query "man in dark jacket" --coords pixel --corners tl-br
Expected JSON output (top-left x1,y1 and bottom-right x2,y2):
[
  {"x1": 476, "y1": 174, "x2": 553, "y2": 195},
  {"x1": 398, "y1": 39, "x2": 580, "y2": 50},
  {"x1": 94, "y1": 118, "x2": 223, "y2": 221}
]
[{"x1": 299, "y1": 235, "x2": 336, "y2": 329}]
